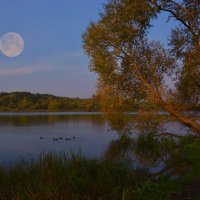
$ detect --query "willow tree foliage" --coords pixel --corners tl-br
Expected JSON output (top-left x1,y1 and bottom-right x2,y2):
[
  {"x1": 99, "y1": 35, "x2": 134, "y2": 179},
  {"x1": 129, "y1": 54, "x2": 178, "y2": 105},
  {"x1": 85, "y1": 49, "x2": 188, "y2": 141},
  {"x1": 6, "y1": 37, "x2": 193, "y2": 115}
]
[{"x1": 83, "y1": 0, "x2": 200, "y2": 134}]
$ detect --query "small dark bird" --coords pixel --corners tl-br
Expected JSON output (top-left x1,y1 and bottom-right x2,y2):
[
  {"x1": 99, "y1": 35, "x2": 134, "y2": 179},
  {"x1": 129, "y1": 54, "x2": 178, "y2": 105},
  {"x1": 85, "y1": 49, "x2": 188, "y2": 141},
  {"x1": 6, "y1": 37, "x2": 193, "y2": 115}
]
[
  {"x1": 72, "y1": 136, "x2": 76, "y2": 140},
  {"x1": 59, "y1": 137, "x2": 63, "y2": 140},
  {"x1": 66, "y1": 137, "x2": 71, "y2": 141},
  {"x1": 40, "y1": 136, "x2": 44, "y2": 139},
  {"x1": 53, "y1": 138, "x2": 59, "y2": 141}
]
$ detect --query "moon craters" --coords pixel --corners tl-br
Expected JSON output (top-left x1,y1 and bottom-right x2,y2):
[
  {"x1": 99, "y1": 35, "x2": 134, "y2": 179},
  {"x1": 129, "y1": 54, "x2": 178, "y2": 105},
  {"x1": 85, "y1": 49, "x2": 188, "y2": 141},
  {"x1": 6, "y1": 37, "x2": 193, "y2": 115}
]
[{"x1": 0, "y1": 32, "x2": 24, "y2": 57}]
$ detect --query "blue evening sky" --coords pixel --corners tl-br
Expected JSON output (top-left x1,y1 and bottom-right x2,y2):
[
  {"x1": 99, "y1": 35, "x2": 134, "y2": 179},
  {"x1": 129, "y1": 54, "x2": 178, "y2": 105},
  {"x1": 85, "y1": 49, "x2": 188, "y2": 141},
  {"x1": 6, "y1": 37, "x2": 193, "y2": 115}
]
[{"x1": 0, "y1": 0, "x2": 175, "y2": 98}]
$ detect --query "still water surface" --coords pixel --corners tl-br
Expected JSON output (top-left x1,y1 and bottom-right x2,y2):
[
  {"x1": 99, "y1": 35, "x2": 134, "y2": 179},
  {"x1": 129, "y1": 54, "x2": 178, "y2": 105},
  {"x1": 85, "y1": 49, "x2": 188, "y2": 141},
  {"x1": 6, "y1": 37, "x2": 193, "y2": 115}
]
[
  {"x1": 0, "y1": 112, "x2": 117, "y2": 163},
  {"x1": 0, "y1": 112, "x2": 190, "y2": 164}
]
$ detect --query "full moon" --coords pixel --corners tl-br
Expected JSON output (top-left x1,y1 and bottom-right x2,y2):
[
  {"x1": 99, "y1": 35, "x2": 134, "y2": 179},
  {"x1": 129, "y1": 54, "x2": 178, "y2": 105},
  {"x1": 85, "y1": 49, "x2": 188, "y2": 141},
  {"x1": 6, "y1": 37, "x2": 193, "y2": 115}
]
[{"x1": 0, "y1": 32, "x2": 24, "y2": 57}]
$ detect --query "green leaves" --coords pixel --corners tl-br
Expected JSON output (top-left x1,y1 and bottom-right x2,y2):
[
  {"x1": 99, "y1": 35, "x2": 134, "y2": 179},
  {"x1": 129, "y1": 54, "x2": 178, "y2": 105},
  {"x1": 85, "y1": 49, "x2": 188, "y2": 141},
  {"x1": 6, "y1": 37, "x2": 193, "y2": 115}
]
[{"x1": 83, "y1": 0, "x2": 200, "y2": 133}]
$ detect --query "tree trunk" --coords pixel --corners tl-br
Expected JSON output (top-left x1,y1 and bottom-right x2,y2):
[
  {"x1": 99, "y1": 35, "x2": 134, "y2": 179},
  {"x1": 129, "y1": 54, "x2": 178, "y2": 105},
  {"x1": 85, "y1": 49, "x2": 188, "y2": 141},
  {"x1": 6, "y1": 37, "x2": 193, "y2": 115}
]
[{"x1": 164, "y1": 105, "x2": 200, "y2": 135}]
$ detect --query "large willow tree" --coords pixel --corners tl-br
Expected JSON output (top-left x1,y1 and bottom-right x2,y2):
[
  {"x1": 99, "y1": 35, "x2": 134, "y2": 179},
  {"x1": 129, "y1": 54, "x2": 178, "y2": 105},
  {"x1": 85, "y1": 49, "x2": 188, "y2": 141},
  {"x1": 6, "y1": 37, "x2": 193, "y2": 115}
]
[{"x1": 83, "y1": 0, "x2": 200, "y2": 134}]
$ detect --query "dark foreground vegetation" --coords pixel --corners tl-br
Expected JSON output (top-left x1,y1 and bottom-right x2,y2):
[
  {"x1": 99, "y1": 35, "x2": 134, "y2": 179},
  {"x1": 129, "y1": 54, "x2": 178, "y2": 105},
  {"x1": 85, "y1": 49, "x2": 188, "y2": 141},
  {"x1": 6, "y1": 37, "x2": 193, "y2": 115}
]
[
  {"x1": 0, "y1": 135, "x2": 199, "y2": 200},
  {"x1": 0, "y1": 92, "x2": 100, "y2": 112}
]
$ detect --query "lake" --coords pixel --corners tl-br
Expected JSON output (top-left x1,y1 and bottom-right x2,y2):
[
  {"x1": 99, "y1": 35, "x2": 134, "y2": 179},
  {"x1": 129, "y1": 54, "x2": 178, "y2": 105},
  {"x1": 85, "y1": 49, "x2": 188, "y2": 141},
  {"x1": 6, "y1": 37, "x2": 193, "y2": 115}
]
[
  {"x1": 0, "y1": 112, "x2": 118, "y2": 164},
  {"x1": 0, "y1": 112, "x2": 191, "y2": 165}
]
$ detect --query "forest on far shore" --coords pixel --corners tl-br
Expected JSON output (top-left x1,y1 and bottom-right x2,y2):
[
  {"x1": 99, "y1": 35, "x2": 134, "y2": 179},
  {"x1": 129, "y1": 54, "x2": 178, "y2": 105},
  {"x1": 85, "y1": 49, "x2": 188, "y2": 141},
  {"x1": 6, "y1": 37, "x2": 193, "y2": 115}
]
[
  {"x1": 0, "y1": 92, "x2": 199, "y2": 112},
  {"x1": 0, "y1": 92, "x2": 101, "y2": 112}
]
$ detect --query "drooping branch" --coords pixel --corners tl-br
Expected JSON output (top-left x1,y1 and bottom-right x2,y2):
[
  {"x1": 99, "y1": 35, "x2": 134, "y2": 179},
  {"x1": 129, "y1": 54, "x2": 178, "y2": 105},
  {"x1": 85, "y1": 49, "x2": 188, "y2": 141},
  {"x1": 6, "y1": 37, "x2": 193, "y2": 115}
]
[{"x1": 153, "y1": 1, "x2": 197, "y2": 38}]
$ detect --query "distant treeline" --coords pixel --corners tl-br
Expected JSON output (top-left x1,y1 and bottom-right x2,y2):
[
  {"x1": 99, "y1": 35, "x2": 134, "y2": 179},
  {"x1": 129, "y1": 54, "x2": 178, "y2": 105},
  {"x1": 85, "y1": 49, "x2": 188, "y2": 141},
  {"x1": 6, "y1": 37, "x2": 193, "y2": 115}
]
[
  {"x1": 0, "y1": 92, "x2": 197, "y2": 112},
  {"x1": 0, "y1": 92, "x2": 101, "y2": 112}
]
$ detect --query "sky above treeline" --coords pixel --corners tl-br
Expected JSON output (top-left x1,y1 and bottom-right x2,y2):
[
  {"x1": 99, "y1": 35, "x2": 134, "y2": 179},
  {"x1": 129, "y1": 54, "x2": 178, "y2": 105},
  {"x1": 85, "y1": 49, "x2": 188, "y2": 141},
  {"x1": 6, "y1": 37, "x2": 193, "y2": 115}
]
[{"x1": 0, "y1": 0, "x2": 175, "y2": 98}]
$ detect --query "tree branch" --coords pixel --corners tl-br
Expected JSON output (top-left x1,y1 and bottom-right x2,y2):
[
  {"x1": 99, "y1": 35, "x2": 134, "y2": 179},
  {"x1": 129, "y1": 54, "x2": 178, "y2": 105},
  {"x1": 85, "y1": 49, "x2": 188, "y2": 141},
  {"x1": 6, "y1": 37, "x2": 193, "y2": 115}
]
[{"x1": 154, "y1": 2, "x2": 196, "y2": 37}]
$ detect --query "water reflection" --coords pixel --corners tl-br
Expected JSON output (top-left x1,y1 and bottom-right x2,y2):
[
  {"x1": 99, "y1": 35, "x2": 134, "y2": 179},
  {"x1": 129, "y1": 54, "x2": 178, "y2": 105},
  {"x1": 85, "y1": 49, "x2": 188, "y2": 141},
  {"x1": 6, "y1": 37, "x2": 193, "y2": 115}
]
[
  {"x1": 0, "y1": 113, "x2": 117, "y2": 163},
  {"x1": 105, "y1": 113, "x2": 133, "y2": 135},
  {"x1": 104, "y1": 111, "x2": 194, "y2": 176},
  {"x1": 0, "y1": 113, "x2": 105, "y2": 128},
  {"x1": 104, "y1": 135, "x2": 134, "y2": 161},
  {"x1": 104, "y1": 134, "x2": 192, "y2": 177},
  {"x1": 0, "y1": 111, "x2": 195, "y2": 177}
]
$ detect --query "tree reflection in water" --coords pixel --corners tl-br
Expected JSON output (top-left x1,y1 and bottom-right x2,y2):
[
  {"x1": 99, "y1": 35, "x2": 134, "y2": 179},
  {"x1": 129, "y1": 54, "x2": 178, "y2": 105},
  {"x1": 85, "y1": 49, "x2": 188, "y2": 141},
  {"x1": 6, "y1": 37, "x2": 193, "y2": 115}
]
[{"x1": 104, "y1": 112, "x2": 195, "y2": 178}]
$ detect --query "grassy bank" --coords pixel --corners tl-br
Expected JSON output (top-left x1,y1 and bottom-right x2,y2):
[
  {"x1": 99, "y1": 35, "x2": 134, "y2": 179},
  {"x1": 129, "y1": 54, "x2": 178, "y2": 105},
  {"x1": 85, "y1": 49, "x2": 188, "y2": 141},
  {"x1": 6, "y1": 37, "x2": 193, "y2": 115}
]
[{"x1": 0, "y1": 136, "x2": 200, "y2": 200}]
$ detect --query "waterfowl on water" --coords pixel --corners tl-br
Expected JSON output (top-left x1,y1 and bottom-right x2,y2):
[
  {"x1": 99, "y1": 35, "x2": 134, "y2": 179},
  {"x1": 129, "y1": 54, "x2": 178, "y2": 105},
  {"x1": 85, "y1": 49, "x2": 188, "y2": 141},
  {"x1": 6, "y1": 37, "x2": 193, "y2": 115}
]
[
  {"x1": 40, "y1": 136, "x2": 44, "y2": 139},
  {"x1": 53, "y1": 138, "x2": 59, "y2": 141}
]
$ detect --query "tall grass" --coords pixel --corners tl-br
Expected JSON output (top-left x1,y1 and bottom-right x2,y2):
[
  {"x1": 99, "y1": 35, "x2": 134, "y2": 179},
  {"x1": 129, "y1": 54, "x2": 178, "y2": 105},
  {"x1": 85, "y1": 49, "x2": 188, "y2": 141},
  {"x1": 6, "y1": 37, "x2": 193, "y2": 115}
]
[
  {"x1": 0, "y1": 151, "x2": 142, "y2": 200},
  {"x1": 0, "y1": 136, "x2": 199, "y2": 200}
]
